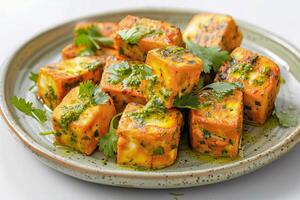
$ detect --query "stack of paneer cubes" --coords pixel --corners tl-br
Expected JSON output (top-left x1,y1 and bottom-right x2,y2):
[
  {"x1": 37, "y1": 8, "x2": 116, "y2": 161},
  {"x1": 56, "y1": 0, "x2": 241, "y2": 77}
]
[{"x1": 36, "y1": 13, "x2": 280, "y2": 169}]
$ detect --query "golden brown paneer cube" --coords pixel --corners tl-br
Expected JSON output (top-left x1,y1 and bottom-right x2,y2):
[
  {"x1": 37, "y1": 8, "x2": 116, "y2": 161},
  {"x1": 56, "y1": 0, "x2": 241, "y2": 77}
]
[
  {"x1": 215, "y1": 47, "x2": 280, "y2": 124},
  {"x1": 100, "y1": 57, "x2": 148, "y2": 112},
  {"x1": 145, "y1": 46, "x2": 203, "y2": 108},
  {"x1": 52, "y1": 86, "x2": 116, "y2": 155},
  {"x1": 184, "y1": 13, "x2": 243, "y2": 52},
  {"x1": 75, "y1": 22, "x2": 117, "y2": 39},
  {"x1": 37, "y1": 57, "x2": 104, "y2": 109},
  {"x1": 189, "y1": 89, "x2": 243, "y2": 157},
  {"x1": 61, "y1": 22, "x2": 117, "y2": 59},
  {"x1": 117, "y1": 103, "x2": 183, "y2": 169},
  {"x1": 115, "y1": 15, "x2": 184, "y2": 61},
  {"x1": 61, "y1": 45, "x2": 117, "y2": 60}
]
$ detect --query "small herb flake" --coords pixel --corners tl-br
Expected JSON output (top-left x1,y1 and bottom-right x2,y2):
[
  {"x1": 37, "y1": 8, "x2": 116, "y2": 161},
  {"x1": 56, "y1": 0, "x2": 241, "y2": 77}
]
[{"x1": 153, "y1": 146, "x2": 164, "y2": 155}]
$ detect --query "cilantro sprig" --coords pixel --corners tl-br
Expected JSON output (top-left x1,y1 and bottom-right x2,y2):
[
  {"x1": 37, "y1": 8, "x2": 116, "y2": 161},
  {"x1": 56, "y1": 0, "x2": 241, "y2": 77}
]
[
  {"x1": 107, "y1": 61, "x2": 155, "y2": 88},
  {"x1": 118, "y1": 25, "x2": 162, "y2": 45},
  {"x1": 11, "y1": 96, "x2": 47, "y2": 124},
  {"x1": 74, "y1": 25, "x2": 113, "y2": 56},
  {"x1": 186, "y1": 40, "x2": 231, "y2": 74},
  {"x1": 79, "y1": 81, "x2": 109, "y2": 106},
  {"x1": 99, "y1": 112, "x2": 123, "y2": 158},
  {"x1": 173, "y1": 82, "x2": 243, "y2": 110}
]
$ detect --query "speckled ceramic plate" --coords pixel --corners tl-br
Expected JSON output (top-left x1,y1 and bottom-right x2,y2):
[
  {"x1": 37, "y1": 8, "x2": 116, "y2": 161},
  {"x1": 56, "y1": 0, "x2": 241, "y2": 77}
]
[{"x1": 1, "y1": 9, "x2": 300, "y2": 189}]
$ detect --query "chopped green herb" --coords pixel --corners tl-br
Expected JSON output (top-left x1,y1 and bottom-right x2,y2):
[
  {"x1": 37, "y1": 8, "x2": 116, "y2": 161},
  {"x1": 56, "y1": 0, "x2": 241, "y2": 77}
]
[
  {"x1": 60, "y1": 104, "x2": 87, "y2": 129},
  {"x1": 80, "y1": 60, "x2": 102, "y2": 71},
  {"x1": 108, "y1": 61, "x2": 155, "y2": 88},
  {"x1": 186, "y1": 40, "x2": 231, "y2": 73},
  {"x1": 129, "y1": 96, "x2": 165, "y2": 123},
  {"x1": 11, "y1": 96, "x2": 47, "y2": 124},
  {"x1": 118, "y1": 25, "x2": 162, "y2": 45},
  {"x1": 74, "y1": 25, "x2": 113, "y2": 55},
  {"x1": 153, "y1": 146, "x2": 164, "y2": 155},
  {"x1": 79, "y1": 81, "x2": 109, "y2": 105},
  {"x1": 99, "y1": 113, "x2": 123, "y2": 158}
]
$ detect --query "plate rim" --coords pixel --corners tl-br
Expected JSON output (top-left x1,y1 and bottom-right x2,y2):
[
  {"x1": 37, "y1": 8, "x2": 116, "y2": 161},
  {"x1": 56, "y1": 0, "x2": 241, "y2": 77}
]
[{"x1": 1, "y1": 8, "x2": 300, "y2": 180}]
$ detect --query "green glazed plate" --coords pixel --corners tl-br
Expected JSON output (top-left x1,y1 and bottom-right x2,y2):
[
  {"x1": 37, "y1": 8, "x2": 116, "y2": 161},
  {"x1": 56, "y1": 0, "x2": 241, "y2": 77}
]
[{"x1": 1, "y1": 9, "x2": 300, "y2": 188}]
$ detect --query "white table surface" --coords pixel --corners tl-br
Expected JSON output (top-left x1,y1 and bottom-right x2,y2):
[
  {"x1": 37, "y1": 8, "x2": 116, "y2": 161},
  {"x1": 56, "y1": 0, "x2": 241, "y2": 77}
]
[{"x1": 1, "y1": 0, "x2": 300, "y2": 199}]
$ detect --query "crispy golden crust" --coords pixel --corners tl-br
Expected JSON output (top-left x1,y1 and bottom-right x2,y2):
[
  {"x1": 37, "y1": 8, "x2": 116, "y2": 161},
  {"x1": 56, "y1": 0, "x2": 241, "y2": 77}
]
[
  {"x1": 37, "y1": 57, "x2": 104, "y2": 109},
  {"x1": 189, "y1": 90, "x2": 243, "y2": 157},
  {"x1": 145, "y1": 47, "x2": 203, "y2": 108},
  {"x1": 100, "y1": 57, "x2": 147, "y2": 112},
  {"x1": 215, "y1": 47, "x2": 280, "y2": 124},
  {"x1": 117, "y1": 103, "x2": 183, "y2": 169},
  {"x1": 52, "y1": 86, "x2": 116, "y2": 155},
  {"x1": 115, "y1": 15, "x2": 184, "y2": 61},
  {"x1": 184, "y1": 13, "x2": 243, "y2": 52}
]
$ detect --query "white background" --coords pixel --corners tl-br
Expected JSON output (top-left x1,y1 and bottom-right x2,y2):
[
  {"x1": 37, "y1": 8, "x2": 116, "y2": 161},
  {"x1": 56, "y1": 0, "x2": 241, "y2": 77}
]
[{"x1": 0, "y1": 0, "x2": 300, "y2": 199}]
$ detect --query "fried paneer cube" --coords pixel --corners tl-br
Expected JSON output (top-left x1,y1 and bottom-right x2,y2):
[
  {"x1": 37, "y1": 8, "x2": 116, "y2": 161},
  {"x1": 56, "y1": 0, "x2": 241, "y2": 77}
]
[
  {"x1": 61, "y1": 22, "x2": 117, "y2": 59},
  {"x1": 75, "y1": 22, "x2": 117, "y2": 39},
  {"x1": 215, "y1": 47, "x2": 280, "y2": 124},
  {"x1": 52, "y1": 86, "x2": 116, "y2": 155},
  {"x1": 145, "y1": 46, "x2": 203, "y2": 108},
  {"x1": 184, "y1": 13, "x2": 243, "y2": 52},
  {"x1": 117, "y1": 103, "x2": 183, "y2": 169},
  {"x1": 100, "y1": 57, "x2": 148, "y2": 112},
  {"x1": 62, "y1": 45, "x2": 117, "y2": 60},
  {"x1": 115, "y1": 15, "x2": 184, "y2": 61},
  {"x1": 37, "y1": 57, "x2": 104, "y2": 109},
  {"x1": 189, "y1": 89, "x2": 243, "y2": 157}
]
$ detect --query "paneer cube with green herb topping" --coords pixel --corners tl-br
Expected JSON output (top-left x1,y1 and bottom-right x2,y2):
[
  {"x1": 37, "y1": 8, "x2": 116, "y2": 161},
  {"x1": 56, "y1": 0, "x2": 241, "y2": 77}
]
[
  {"x1": 215, "y1": 47, "x2": 280, "y2": 124},
  {"x1": 184, "y1": 13, "x2": 243, "y2": 52},
  {"x1": 37, "y1": 57, "x2": 104, "y2": 109},
  {"x1": 52, "y1": 83, "x2": 116, "y2": 155},
  {"x1": 62, "y1": 45, "x2": 118, "y2": 60},
  {"x1": 189, "y1": 89, "x2": 243, "y2": 157},
  {"x1": 117, "y1": 102, "x2": 183, "y2": 169},
  {"x1": 61, "y1": 22, "x2": 117, "y2": 59},
  {"x1": 115, "y1": 15, "x2": 184, "y2": 61},
  {"x1": 145, "y1": 46, "x2": 203, "y2": 108},
  {"x1": 100, "y1": 56, "x2": 151, "y2": 112}
]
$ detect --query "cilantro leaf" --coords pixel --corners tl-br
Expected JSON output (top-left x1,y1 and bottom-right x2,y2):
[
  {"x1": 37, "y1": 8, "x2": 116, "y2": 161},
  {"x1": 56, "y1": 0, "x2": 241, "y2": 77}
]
[
  {"x1": 29, "y1": 72, "x2": 38, "y2": 83},
  {"x1": 107, "y1": 61, "x2": 154, "y2": 88},
  {"x1": 11, "y1": 96, "x2": 47, "y2": 123},
  {"x1": 173, "y1": 93, "x2": 200, "y2": 109},
  {"x1": 79, "y1": 81, "x2": 109, "y2": 106},
  {"x1": 99, "y1": 113, "x2": 123, "y2": 158},
  {"x1": 186, "y1": 40, "x2": 231, "y2": 73},
  {"x1": 274, "y1": 110, "x2": 298, "y2": 128},
  {"x1": 92, "y1": 87, "x2": 109, "y2": 105},
  {"x1": 118, "y1": 25, "x2": 161, "y2": 45},
  {"x1": 173, "y1": 82, "x2": 243, "y2": 110},
  {"x1": 74, "y1": 25, "x2": 113, "y2": 55},
  {"x1": 29, "y1": 72, "x2": 38, "y2": 91},
  {"x1": 203, "y1": 82, "x2": 243, "y2": 94},
  {"x1": 79, "y1": 80, "x2": 95, "y2": 99}
]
